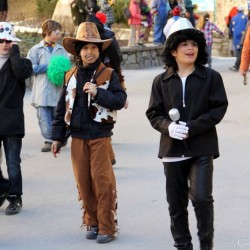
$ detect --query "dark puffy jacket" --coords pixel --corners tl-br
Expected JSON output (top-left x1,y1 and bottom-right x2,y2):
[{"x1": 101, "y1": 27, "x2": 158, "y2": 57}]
[
  {"x1": 0, "y1": 45, "x2": 33, "y2": 137},
  {"x1": 146, "y1": 64, "x2": 228, "y2": 159}
]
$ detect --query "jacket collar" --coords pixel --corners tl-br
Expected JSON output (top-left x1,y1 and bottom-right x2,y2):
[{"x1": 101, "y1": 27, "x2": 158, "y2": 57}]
[{"x1": 162, "y1": 64, "x2": 207, "y2": 80}]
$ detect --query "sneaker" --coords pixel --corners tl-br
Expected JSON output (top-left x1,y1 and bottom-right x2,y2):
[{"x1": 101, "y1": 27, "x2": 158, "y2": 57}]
[
  {"x1": 229, "y1": 66, "x2": 238, "y2": 72},
  {"x1": 86, "y1": 226, "x2": 98, "y2": 240},
  {"x1": 96, "y1": 234, "x2": 114, "y2": 244},
  {"x1": 41, "y1": 142, "x2": 52, "y2": 152},
  {"x1": 5, "y1": 197, "x2": 22, "y2": 215}
]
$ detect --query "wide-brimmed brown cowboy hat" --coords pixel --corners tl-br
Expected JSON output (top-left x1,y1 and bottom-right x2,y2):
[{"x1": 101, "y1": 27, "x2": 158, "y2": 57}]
[{"x1": 63, "y1": 22, "x2": 112, "y2": 56}]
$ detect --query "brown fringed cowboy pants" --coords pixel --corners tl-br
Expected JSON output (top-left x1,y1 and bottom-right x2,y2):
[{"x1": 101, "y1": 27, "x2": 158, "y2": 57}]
[{"x1": 71, "y1": 137, "x2": 117, "y2": 235}]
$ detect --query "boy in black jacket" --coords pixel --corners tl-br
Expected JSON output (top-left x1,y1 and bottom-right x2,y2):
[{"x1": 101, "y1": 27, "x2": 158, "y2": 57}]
[
  {"x1": 146, "y1": 18, "x2": 228, "y2": 250},
  {"x1": 0, "y1": 22, "x2": 33, "y2": 215}
]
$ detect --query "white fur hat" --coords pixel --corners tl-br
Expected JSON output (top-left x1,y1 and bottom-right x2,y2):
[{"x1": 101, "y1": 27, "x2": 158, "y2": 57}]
[
  {"x1": 0, "y1": 22, "x2": 21, "y2": 42},
  {"x1": 168, "y1": 18, "x2": 194, "y2": 38}
]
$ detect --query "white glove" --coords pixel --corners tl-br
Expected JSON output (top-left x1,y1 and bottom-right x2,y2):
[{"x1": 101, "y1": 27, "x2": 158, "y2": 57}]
[{"x1": 168, "y1": 121, "x2": 189, "y2": 140}]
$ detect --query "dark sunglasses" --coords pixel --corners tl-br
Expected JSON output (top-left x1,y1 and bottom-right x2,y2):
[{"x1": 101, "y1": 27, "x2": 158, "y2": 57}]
[{"x1": 0, "y1": 39, "x2": 12, "y2": 44}]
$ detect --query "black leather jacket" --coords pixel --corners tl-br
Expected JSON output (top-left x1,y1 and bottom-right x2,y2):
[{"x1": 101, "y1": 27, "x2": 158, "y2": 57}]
[{"x1": 146, "y1": 64, "x2": 228, "y2": 159}]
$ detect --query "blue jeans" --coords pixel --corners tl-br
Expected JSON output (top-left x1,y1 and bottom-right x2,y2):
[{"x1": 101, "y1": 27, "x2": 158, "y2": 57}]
[
  {"x1": 153, "y1": 13, "x2": 167, "y2": 44},
  {"x1": 206, "y1": 45, "x2": 212, "y2": 68},
  {"x1": 234, "y1": 49, "x2": 242, "y2": 70},
  {"x1": 37, "y1": 106, "x2": 56, "y2": 142},
  {"x1": 0, "y1": 136, "x2": 22, "y2": 196}
]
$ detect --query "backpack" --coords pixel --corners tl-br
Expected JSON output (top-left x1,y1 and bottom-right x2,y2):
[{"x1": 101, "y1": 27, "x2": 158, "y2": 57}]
[{"x1": 123, "y1": 7, "x2": 131, "y2": 19}]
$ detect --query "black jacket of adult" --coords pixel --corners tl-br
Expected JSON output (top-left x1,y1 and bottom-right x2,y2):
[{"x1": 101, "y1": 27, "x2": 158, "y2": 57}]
[
  {"x1": 146, "y1": 64, "x2": 228, "y2": 159},
  {"x1": 0, "y1": 45, "x2": 33, "y2": 137},
  {"x1": 87, "y1": 14, "x2": 123, "y2": 64},
  {"x1": 52, "y1": 61, "x2": 127, "y2": 141}
]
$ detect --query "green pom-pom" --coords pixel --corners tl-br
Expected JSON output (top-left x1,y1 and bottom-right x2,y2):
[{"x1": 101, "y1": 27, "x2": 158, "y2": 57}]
[{"x1": 47, "y1": 55, "x2": 71, "y2": 86}]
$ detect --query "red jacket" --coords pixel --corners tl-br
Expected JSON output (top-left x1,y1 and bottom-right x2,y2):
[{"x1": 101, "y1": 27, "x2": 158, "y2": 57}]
[{"x1": 128, "y1": 0, "x2": 143, "y2": 25}]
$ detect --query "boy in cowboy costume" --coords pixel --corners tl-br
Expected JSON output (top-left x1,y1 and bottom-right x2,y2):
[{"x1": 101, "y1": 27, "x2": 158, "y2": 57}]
[
  {"x1": 146, "y1": 18, "x2": 228, "y2": 250},
  {"x1": 51, "y1": 22, "x2": 126, "y2": 244},
  {"x1": 0, "y1": 22, "x2": 33, "y2": 214}
]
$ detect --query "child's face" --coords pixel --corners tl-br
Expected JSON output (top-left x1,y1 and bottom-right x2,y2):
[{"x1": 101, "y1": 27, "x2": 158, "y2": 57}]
[
  {"x1": 80, "y1": 43, "x2": 100, "y2": 65},
  {"x1": 0, "y1": 39, "x2": 12, "y2": 56},
  {"x1": 46, "y1": 29, "x2": 61, "y2": 43},
  {"x1": 171, "y1": 40, "x2": 198, "y2": 66}
]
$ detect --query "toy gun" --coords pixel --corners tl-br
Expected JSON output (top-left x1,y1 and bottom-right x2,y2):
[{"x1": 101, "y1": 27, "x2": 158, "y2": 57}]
[{"x1": 243, "y1": 73, "x2": 248, "y2": 85}]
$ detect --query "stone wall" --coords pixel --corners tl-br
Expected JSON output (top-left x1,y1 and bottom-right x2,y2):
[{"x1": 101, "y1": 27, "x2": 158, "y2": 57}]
[{"x1": 120, "y1": 44, "x2": 164, "y2": 69}]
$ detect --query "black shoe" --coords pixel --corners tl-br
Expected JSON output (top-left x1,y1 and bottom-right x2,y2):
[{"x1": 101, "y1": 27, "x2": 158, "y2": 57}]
[
  {"x1": 96, "y1": 234, "x2": 114, "y2": 244},
  {"x1": 200, "y1": 239, "x2": 213, "y2": 250},
  {"x1": 5, "y1": 196, "x2": 22, "y2": 215},
  {"x1": 86, "y1": 226, "x2": 98, "y2": 240}
]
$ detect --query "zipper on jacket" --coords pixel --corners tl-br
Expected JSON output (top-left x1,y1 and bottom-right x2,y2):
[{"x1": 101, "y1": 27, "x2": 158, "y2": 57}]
[
  {"x1": 181, "y1": 76, "x2": 187, "y2": 108},
  {"x1": 182, "y1": 99, "x2": 186, "y2": 108}
]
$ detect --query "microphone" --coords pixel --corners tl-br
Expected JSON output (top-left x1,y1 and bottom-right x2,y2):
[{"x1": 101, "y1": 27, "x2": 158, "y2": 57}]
[
  {"x1": 168, "y1": 108, "x2": 188, "y2": 149},
  {"x1": 169, "y1": 108, "x2": 180, "y2": 122}
]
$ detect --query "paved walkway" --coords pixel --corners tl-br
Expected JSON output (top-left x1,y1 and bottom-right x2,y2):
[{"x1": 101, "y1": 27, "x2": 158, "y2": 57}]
[{"x1": 1, "y1": 57, "x2": 250, "y2": 250}]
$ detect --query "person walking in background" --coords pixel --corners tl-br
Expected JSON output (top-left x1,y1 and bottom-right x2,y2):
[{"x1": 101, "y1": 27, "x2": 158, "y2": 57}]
[
  {"x1": 0, "y1": 22, "x2": 33, "y2": 215},
  {"x1": 70, "y1": 0, "x2": 88, "y2": 32},
  {"x1": 229, "y1": 6, "x2": 247, "y2": 72},
  {"x1": 128, "y1": 0, "x2": 145, "y2": 47},
  {"x1": 146, "y1": 18, "x2": 228, "y2": 250},
  {"x1": 151, "y1": 0, "x2": 171, "y2": 45},
  {"x1": 184, "y1": 0, "x2": 195, "y2": 26},
  {"x1": 51, "y1": 22, "x2": 127, "y2": 243},
  {"x1": 99, "y1": 0, "x2": 115, "y2": 29},
  {"x1": 198, "y1": 13, "x2": 224, "y2": 68},
  {"x1": 94, "y1": 10, "x2": 129, "y2": 165},
  {"x1": 240, "y1": 25, "x2": 250, "y2": 79},
  {"x1": 140, "y1": 0, "x2": 153, "y2": 43},
  {"x1": 169, "y1": 0, "x2": 178, "y2": 10},
  {"x1": 163, "y1": 5, "x2": 181, "y2": 39},
  {"x1": 27, "y1": 19, "x2": 68, "y2": 152},
  {"x1": 225, "y1": 6, "x2": 238, "y2": 56},
  {"x1": 0, "y1": 0, "x2": 8, "y2": 21}
]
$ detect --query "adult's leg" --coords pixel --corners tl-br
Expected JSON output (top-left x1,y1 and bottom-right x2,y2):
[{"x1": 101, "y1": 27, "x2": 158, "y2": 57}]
[
  {"x1": 189, "y1": 156, "x2": 214, "y2": 250},
  {"x1": 164, "y1": 160, "x2": 193, "y2": 250},
  {"x1": 235, "y1": 49, "x2": 242, "y2": 70},
  {"x1": 206, "y1": 45, "x2": 212, "y2": 68},
  {"x1": 128, "y1": 25, "x2": 136, "y2": 47},
  {"x1": 153, "y1": 15, "x2": 163, "y2": 44}
]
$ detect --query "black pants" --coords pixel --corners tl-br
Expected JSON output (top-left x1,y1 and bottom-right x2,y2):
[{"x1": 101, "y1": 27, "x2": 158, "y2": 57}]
[{"x1": 164, "y1": 156, "x2": 214, "y2": 250}]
